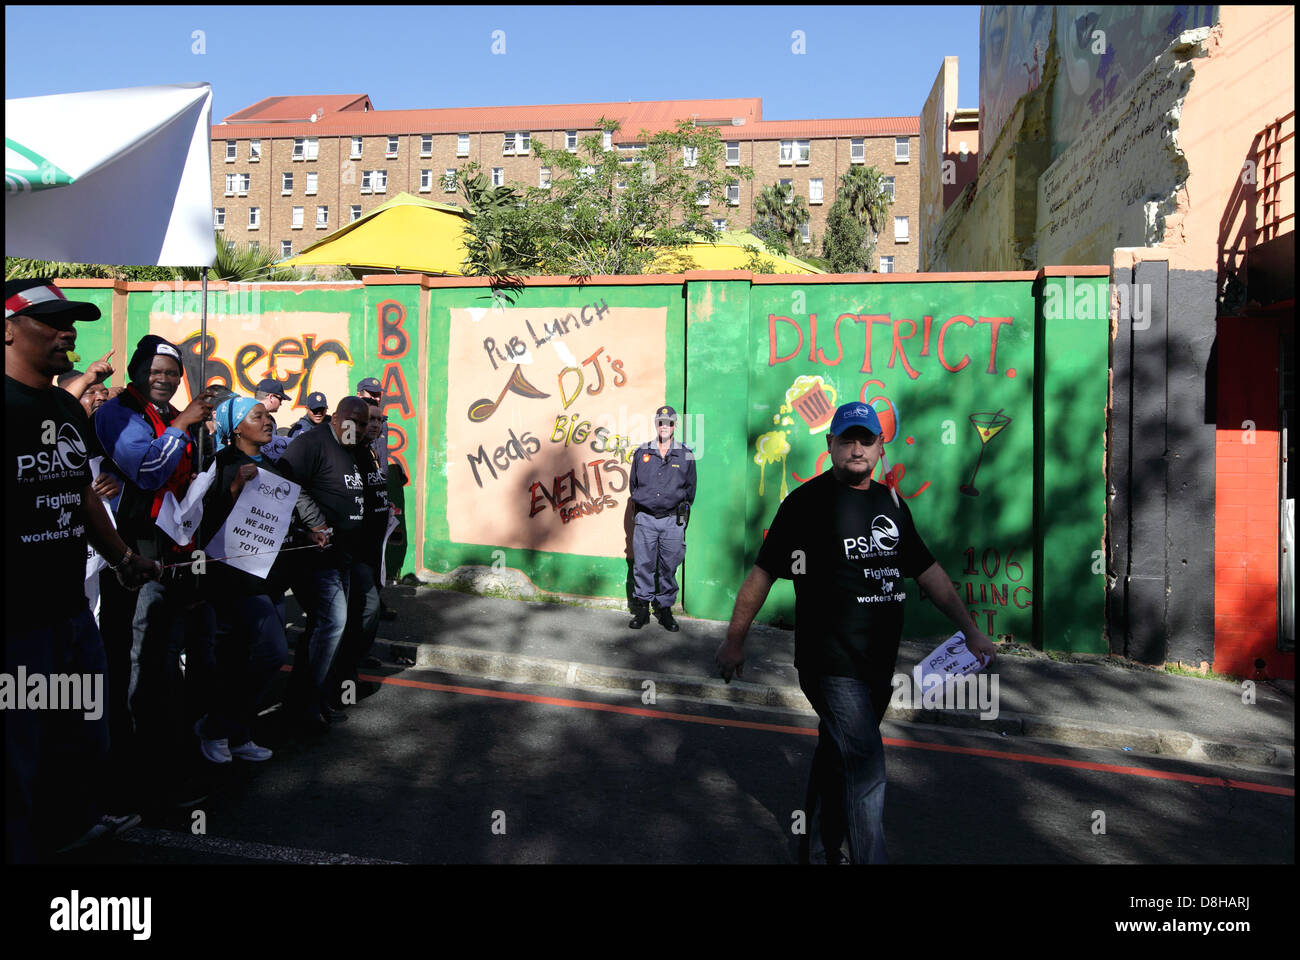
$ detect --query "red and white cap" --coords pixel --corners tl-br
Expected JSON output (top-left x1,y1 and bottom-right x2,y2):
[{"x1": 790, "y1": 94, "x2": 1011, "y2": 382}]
[{"x1": 5, "y1": 279, "x2": 101, "y2": 325}]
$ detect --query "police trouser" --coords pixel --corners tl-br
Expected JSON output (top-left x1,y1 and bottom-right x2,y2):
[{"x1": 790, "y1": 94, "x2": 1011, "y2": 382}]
[{"x1": 632, "y1": 511, "x2": 687, "y2": 609}]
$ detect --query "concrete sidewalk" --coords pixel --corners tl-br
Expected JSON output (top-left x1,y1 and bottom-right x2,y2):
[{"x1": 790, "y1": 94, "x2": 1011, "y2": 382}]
[{"x1": 311, "y1": 576, "x2": 1295, "y2": 773}]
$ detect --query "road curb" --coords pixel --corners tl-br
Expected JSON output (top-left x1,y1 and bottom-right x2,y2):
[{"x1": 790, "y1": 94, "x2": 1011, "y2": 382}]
[{"x1": 379, "y1": 638, "x2": 1296, "y2": 772}]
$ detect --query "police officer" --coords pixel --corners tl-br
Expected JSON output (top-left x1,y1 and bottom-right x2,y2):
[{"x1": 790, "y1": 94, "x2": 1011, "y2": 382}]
[{"x1": 628, "y1": 405, "x2": 696, "y2": 631}]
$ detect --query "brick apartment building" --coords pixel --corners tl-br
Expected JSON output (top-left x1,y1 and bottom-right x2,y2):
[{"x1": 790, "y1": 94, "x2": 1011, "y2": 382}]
[{"x1": 209, "y1": 94, "x2": 920, "y2": 272}]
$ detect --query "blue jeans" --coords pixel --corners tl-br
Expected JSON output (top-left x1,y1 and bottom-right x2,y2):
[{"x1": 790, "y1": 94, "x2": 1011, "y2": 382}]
[
  {"x1": 327, "y1": 560, "x2": 381, "y2": 704},
  {"x1": 798, "y1": 674, "x2": 889, "y2": 865},
  {"x1": 4, "y1": 608, "x2": 110, "y2": 863},
  {"x1": 288, "y1": 560, "x2": 349, "y2": 715},
  {"x1": 205, "y1": 594, "x2": 288, "y2": 745}
]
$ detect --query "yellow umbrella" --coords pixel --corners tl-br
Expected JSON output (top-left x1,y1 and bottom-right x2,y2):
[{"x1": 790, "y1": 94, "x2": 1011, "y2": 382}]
[
  {"x1": 279, "y1": 192, "x2": 472, "y2": 275},
  {"x1": 653, "y1": 230, "x2": 824, "y2": 274}
]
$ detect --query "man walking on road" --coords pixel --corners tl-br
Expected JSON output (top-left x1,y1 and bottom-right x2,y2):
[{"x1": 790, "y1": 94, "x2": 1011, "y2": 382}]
[
  {"x1": 628, "y1": 405, "x2": 696, "y2": 632},
  {"x1": 715, "y1": 401, "x2": 996, "y2": 864}
]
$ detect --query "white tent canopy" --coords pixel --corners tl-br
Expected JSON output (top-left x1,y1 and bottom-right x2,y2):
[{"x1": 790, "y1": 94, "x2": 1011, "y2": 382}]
[{"x1": 6, "y1": 82, "x2": 216, "y2": 267}]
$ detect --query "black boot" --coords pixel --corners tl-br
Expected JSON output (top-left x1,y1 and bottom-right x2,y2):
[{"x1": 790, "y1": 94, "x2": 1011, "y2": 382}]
[
  {"x1": 628, "y1": 600, "x2": 650, "y2": 629},
  {"x1": 655, "y1": 605, "x2": 680, "y2": 632}
]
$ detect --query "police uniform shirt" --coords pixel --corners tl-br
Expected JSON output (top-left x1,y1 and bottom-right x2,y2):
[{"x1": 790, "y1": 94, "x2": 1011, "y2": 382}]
[{"x1": 629, "y1": 440, "x2": 696, "y2": 518}]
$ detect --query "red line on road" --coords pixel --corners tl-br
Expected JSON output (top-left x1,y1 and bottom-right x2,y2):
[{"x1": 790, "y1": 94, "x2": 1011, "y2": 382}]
[{"x1": 348, "y1": 671, "x2": 1296, "y2": 797}]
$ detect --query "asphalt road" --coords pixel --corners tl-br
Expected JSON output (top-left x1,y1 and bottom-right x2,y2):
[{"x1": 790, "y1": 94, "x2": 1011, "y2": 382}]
[{"x1": 54, "y1": 665, "x2": 1294, "y2": 867}]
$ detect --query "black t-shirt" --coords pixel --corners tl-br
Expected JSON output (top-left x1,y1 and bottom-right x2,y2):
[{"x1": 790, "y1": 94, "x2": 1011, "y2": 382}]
[
  {"x1": 199, "y1": 445, "x2": 299, "y2": 598},
  {"x1": 5, "y1": 376, "x2": 107, "y2": 628},
  {"x1": 355, "y1": 444, "x2": 390, "y2": 564},
  {"x1": 755, "y1": 470, "x2": 935, "y2": 683},
  {"x1": 278, "y1": 423, "x2": 365, "y2": 557}
]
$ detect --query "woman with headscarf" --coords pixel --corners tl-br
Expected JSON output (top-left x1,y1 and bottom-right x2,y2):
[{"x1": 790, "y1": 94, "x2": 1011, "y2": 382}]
[{"x1": 193, "y1": 396, "x2": 297, "y2": 764}]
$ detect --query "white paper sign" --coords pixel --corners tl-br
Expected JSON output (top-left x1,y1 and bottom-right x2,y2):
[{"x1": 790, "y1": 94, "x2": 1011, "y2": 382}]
[
  {"x1": 912, "y1": 631, "x2": 988, "y2": 697},
  {"x1": 203, "y1": 468, "x2": 301, "y2": 579},
  {"x1": 84, "y1": 456, "x2": 117, "y2": 618},
  {"x1": 156, "y1": 461, "x2": 217, "y2": 546},
  {"x1": 378, "y1": 509, "x2": 401, "y2": 586}
]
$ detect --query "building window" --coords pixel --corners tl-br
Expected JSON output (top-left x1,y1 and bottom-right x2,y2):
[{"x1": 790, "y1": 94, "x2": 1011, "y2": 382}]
[
  {"x1": 492, "y1": 167, "x2": 504, "y2": 187},
  {"x1": 361, "y1": 170, "x2": 387, "y2": 194},
  {"x1": 894, "y1": 216, "x2": 909, "y2": 242},
  {"x1": 809, "y1": 178, "x2": 824, "y2": 204},
  {"x1": 444, "y1": 169, "x2": 457, "y2": 193},
  {"x1": 850, "y1": 138, "x2": 865, "y2": 163},
  {"x1": 291, "y1": 207, "x2": 304, "y2": 230},
  {"x1": 566, "y1": 130, "x2": 578, "y2": 152},
  {"x1": 503, "y1": 131, "x2": 530, "y2": 155},
  {"x1": 281, "y1": 240, "x2": 292, "y2": 258},
  {"x1": 306, "y1": 171, "x2": 317, "y2": 195},
  {"x1": 578, "y1": 165, "x2": 594, "y2": 180},
  {"x1": 281, "y1": 172, "x2": 293, "y2": 195},
  {"x1": 726, "y1": 141, "x2": 740, "y2": 166},
  {"x1": 387, "y1": 136, "x2": 399, "y2": 158},
  {"x1": 248, "y1": 207, "x2": 260, "y2": 229},
  {"x1": 316, "y1": 206, "x2": 329, "y2": 228},
  {"x1": 248, "y1": 241, "x2": 259, "y2": 254},
  {"x1": 696, "y1": 181, "x2": 710, "y2": 206},
  {"x1": 238, "y1": 173, "x2": 250, "y2": 195},
  {"x1": 880, "y1": 256, "x2": 894, "y2": 273},
  {"x1": 419, "y1": 169, "x2": 432, "y2": 192},
  {"x1": 895, "y1": 137, "x2": 910, "y2": 162},
  {"x1": 351, "y1": 136, "x2": 363, "y2": 159},
  {"x1": 225, "y1": 140, "x2": 236, "y2": 162},
  {"x1": 224, "y1": 173, "x2": 237, "y2": 197},
  {"x1": 683, "y1": 146, "x2": 698, "y2": 168},
  {"x1": 214, "y1": 208, "x2": 225, "y2": 229},
  {"x1": 883, "y1": 176, "x2": 895, "y2": 200},
  {"x1": 780, "y1": 178, "x2": 793, "y2": 203},
  {"x1": 350, "y1": 205, "x2": 362, "y2": 222},
  {"x1": 292, "y1": 138, "x2": 318, "y2": 161},
  {"x1": 248, "y1": 139, "x2": 260, "y2": 162},
  {"x1": 539, "y1": 167, "x2": 551, "y2": 189},
  {"x1": 779, "y1": 140, "x2": 794, "y2": 164},
  {"x1": 799, "y1": 222, "x2": 811, "y2": 244},
  {"x1": 727, "y1": 181, "x2": 740, "y2": 206},
  {"x1": 795, "y1": 139, "x2": 811, "y2": 164},
  {"x1": 420, "y1": 134, "x2": 433, "y2": 157},
  {"x1": 457, "y1": 133, "x2": 470, "y2": 157},
  {"x1": 711, "y1": 218, "x2": 727, "y2": 231},
  {"x1": 602, "y1": 131, "x2": 612, "y2": 152}
]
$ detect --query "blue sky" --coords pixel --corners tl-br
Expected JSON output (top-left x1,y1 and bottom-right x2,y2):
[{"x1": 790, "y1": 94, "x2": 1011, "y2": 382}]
[{"x1": 5, "y1": 5, "x2": 982, "y2": 121}]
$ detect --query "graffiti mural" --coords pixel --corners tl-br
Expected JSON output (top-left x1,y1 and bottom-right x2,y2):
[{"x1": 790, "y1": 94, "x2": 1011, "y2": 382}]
[
  {"x1": 445, "y1": 301, "x2": 668, "y2": 557},
  {"x1": 747, "y1": 284, "x2": 1035, "y2": 639},
  {"x1": 146, "y1": 308, "x2": 354, "y2": 414}
]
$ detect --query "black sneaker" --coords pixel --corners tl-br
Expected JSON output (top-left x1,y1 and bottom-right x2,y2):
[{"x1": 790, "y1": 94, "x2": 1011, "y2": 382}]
[{"x1": 55, "y1": 813, "x2": 142, "y2": 854}]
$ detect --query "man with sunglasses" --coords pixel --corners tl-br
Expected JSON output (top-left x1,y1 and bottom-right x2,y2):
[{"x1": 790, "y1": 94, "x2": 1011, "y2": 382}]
[{"x1": 715, "y1": 401, "x2": 996, "y2": 864}]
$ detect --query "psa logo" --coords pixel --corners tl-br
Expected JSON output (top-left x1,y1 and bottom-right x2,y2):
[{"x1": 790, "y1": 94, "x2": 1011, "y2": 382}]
[
  {"x1": 257, "y1": 480, "x2": 293, "y2": 501},
  {"x1": 16, "y1": 423, "x2": 87, "y2": 479},
  {"x1": 842, "y1": 515, "x2": 901, "y2": 557}
]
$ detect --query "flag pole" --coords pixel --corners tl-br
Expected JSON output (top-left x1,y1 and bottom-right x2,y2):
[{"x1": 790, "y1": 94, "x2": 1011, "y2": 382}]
[{"x1": 198, "y1": 271, "x2": 208, "y2": 470}]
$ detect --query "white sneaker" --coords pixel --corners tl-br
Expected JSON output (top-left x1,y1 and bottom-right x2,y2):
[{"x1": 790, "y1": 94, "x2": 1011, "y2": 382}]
[
  {"x1": 55, "y1": 813, "x2": 142, "y2": 854},
  {"x1": 195, "y1": 717, "x2": 232, "y2": 764},
  {"x1": 229, "y1": 741, "x2": 273, "y2": 761}
]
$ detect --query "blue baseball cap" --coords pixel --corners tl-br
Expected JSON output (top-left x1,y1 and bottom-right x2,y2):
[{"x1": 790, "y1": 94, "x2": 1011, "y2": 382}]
[
  {"x1": 828, "y1": 402, "x2": 882, "y2": 438},
  {"x1": 304, "y1": 391, "x2": 328, "y2": 410}
]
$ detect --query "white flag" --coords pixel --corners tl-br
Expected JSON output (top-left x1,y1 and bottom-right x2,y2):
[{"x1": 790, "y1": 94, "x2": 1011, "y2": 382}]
[
  {"x1": 5, "y1": 83, "x2": 216, "y2": 266},
  {"x1": 85, "y1": 457, "x2": 117, "y2": 619},
  {"x1": 203, "y1": 469, "x2": 301, "y2": 580},
  {"x1": 156, "y1": 461, "x2": 217, "y2": 547}
]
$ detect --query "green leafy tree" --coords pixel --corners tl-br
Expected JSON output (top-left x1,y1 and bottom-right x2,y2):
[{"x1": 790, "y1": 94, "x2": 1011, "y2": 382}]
[
  {"x1": 457, "y1": 119, "x2": 753, "y2": 279},
  {"x1": 5, "y1": 257, "x2": 174, "y2": 282},
  {"x1": 821, "y1": 165, "x2": 893, "y2": 273},
  {"x1": 173, "y1": 233, "x2": 307, "y2": 282},
  {"x1": 749, "y1": 182, "x2": 810, "y2": 256}
]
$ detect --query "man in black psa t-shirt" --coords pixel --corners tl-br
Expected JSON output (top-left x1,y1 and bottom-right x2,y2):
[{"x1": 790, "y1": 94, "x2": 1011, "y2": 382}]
[{"x1": 716, "y1": 401, "x2": 996, "y2": 865}]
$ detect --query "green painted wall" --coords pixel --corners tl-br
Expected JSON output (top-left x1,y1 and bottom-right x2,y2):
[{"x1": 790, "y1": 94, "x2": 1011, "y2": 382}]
[{"x1": 105, "y1": 272, "x2": 1108, "y2": 651}]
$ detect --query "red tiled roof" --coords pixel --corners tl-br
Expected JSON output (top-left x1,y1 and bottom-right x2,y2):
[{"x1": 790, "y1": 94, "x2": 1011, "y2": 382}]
[
  {"x1": 223, "y1": 94, "x2": 371, "y2": 123},
  {"x1": 743, "y1": 117, "x2": 920, "y2": 138},
  {"x1": 212, "y1": 97, "x2": 762, "y2": 139}
]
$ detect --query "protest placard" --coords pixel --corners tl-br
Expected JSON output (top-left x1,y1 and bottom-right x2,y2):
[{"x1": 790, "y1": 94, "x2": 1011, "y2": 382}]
[{"x1": 203, "y1": 468, "x2": 300, "y2": 579}]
